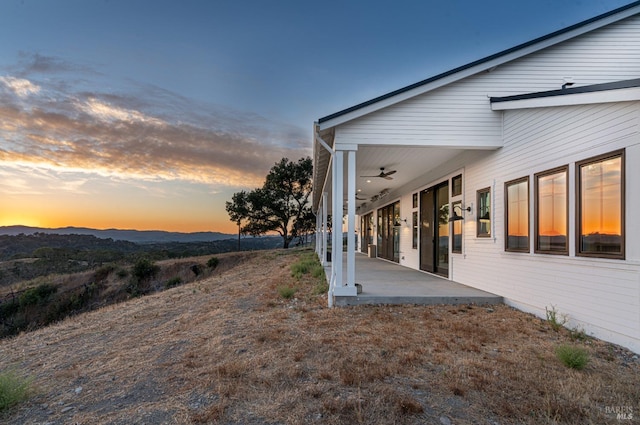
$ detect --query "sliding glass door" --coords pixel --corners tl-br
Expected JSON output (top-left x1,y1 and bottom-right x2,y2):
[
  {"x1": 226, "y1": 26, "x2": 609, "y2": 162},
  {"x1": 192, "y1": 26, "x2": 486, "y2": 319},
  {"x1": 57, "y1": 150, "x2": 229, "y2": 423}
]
[
  {"x1": 420, "y1": 182, "x2": 449, "y2": 276},
  {"x1": 377, "y1": 202, "x2": 400, "y2": 262}
]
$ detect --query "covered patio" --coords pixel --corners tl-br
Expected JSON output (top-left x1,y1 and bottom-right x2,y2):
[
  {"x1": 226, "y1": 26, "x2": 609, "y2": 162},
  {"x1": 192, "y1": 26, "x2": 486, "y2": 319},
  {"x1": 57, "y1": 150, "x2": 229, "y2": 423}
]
[{"x1": 326, "y1": 253, "x2": 502, "y2": 307}]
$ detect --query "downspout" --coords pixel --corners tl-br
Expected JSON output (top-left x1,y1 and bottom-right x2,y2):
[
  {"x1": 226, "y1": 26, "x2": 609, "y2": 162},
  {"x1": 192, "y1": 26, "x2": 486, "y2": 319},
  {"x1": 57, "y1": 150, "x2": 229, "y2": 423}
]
[{"x1": 315, "y1": 131, "x2": 336, "y2": 307}]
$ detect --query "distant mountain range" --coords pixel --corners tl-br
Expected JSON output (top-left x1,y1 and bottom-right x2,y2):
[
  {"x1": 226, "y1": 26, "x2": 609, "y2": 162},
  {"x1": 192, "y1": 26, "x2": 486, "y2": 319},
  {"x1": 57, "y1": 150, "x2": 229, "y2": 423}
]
[{"x1": 0, "y1": 225, "x2": 235, "y2": 244}]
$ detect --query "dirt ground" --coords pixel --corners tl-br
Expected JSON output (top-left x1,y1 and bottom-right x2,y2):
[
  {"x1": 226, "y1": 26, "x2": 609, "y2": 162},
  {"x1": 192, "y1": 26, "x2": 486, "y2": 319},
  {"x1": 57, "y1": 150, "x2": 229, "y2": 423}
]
[{"x1": 0, "y1": 248, "x2": 638, "y2": 424}]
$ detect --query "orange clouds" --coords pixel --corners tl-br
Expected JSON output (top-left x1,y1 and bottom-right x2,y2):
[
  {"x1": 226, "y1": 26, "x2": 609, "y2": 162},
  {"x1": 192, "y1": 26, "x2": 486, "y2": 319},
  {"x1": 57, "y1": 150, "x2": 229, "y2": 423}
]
[
  {"x1": 0, "y1": 73, "x2": 309, "y2": 190},
  {"x1": 0, "y1": 61, "x2": 309, "y2": 232}
]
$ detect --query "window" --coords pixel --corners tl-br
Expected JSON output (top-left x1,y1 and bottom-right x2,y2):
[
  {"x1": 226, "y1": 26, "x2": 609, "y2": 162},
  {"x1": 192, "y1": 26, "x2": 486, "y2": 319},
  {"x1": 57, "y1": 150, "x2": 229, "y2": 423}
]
[
  {"x1": 412, "y1": 211, "x2": 418, "y2": 249},
  {"x1": 477, "y1": 188, "x2": 491, "y2": 237},
  {"x1": 452, "y1": 175, "x2": 462, "y2": 197},
  {"x1": 452, "y1": 201, "x2": 462, "y2": 253},
  {"x1": 412, "y1": 193, "x2": 418, "y2": 208},
  {"x1": 535, "y1": 166, "x2": 568, "y2": 254},
  {"x1": 505, "y1": 177, "x2": 529, "y2": 252},
  {"x1": 577, "y1": 150, "x2": 624, "y2": 258}
]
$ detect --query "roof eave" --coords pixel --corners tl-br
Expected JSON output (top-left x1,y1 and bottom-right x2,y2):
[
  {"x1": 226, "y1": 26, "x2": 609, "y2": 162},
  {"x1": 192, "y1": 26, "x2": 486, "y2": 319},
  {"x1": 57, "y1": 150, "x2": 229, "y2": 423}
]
[
  {"x1": 317, "y1": 1, "x2": 640, "y2": 130},
  {"x1": 491, "y1": 80, "x2": 640, "y2": 110}
]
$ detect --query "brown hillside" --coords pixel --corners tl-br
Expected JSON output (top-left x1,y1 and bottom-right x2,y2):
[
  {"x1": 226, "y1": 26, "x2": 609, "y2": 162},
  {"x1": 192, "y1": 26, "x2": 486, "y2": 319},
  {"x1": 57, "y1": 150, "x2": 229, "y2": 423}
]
[{"x1": 0, "y1": 249, "x2": 638, "y2": 424}]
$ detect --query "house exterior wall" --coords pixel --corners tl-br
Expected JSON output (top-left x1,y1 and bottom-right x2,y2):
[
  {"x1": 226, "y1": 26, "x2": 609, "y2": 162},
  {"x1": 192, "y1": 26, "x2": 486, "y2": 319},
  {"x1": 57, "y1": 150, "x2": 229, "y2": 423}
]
[
  {"x1": 340, "y1": 12, "x2": 640, "y2": 352},
  {"x1": 358, "y1": 100, "x2": 640, "y2": 351},
  {"x1": 451, "y1": 100, "x2": 640, "y2": 352},
  {"x1": 334, "y1": 15, "x2": 640, "y2": 148}
]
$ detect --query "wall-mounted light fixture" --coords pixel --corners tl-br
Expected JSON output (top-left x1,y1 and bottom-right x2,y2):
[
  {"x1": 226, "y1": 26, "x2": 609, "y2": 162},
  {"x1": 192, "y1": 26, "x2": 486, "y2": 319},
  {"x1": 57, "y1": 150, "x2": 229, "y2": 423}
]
[
  {"x1": 393, "y1": 217, "x2": 408, "y2": 227},
  {"x1": 449, "y1": 204, "x2": 472, "y2": 222}
]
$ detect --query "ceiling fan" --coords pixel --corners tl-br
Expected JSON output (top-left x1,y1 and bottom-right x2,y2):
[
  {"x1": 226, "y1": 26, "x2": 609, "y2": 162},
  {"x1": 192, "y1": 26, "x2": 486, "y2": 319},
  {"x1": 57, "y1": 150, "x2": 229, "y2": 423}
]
[{"x1": 360, "y1": 167, "x2": 397, "y2": 180}]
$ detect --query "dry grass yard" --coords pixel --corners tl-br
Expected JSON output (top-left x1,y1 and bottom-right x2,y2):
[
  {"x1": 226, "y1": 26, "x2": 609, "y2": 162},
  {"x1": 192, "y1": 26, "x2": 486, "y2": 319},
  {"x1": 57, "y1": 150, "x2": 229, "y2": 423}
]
[{"x1": 0, "y1": 248, "x2": 638, "y2": 424}]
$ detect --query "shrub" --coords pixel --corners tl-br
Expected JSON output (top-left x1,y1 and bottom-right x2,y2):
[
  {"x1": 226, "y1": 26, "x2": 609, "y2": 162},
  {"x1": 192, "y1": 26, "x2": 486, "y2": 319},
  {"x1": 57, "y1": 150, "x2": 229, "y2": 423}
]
[
  {"x1": 0, "y1": 300, "x2": 19, "y2": 318},
  {"x1": 310, "y1": 263, "x2": 325, "y2": 279},
  {"x1": 313, "y1": 282, "x2": 329, "y2": 295},
  {"x1": 93, "y1": 264, "x2": 115, "y2": 282},
  {"x1": 0, "y1": 369, "x2": 32, "y2": 412},
  {"x1": 207, "y1": 257, "x2": 220, "y2": 269},
  {"x1": 116, "y1": 268, "x2": 129, "y2": 279},
  {"x1": 165, "y1": 277, "x2": 182, "y2": 289},
  {"x1": 132, "y1": 258, "x2": 159, "y2": 282},
  {"x1": 555, "y1": 344, "x2": 589, "y2": 370},
  {"x1": 191, "y1": 264, "x2": 203, "y2": 276},
  {"x1": 278, "y1": 286, "x2": 296, "y2": 299},
  {"x1": 545, "y1": 305, "x2": 566, "y2": 332},
  {"x1": 290, "y1": 254, "x2": 322, "y2": 279},
  {"x1": 19, "y1": 283, "x2": 57, "y2": 308},
  {"x1": 570, "y1": 326, "x2": 591, "y2": 342}
]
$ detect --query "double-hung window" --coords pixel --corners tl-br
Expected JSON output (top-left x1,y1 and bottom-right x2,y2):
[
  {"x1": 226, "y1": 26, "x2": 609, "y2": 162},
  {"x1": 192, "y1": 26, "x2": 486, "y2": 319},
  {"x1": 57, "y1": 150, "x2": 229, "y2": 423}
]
[
  {"x1": 477, "y1": 188, "x2": 491, "y2": 237},
  {"x1": 535, "y1": 166, "x2": 568, "y2": 254},
  {"x1": 576, "y1": 150, "x2": 624, "y2": 258},
  {"x1": 505, "y1": 177, "x2": 529, "y2": 252}
]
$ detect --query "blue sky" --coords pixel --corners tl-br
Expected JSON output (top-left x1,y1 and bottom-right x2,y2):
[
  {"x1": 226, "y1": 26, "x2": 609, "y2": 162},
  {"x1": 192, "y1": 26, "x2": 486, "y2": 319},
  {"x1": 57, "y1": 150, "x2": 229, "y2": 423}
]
[{"x1": 0, "y1": 0, "x2": 631, "y2": 233}]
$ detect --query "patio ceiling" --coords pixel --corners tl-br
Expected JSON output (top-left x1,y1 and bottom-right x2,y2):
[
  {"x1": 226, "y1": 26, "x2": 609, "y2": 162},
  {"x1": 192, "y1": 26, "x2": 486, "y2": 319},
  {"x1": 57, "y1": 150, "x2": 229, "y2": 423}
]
[
  {"x1": 352, "y1": 146, "x2": 464, "y2": 211},
  {"x1": 313, "y1": 140, "x2": 468, "y2": 213}
]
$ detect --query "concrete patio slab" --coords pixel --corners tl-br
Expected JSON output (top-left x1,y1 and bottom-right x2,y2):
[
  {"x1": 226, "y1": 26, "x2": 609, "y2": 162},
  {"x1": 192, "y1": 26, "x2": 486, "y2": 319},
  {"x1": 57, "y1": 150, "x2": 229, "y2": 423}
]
[{"x1": 326, "y1": 253, "x2": 502, "y2": 306}]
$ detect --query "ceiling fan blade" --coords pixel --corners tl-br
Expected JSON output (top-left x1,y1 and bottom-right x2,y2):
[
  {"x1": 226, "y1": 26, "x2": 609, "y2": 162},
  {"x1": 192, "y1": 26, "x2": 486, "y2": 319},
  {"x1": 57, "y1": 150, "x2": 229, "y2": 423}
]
[{"x1": 361, "y1": 168, "x2": 396, "y2": 179}]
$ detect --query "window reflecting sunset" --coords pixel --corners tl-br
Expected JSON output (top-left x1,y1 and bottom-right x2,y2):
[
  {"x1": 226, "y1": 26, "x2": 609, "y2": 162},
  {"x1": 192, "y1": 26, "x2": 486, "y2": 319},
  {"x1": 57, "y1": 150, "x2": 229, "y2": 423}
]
[
  {"x1": 578, "y1": 152, "x2": 623, "y2": 256},
  {"x1": 536, "y1": 168, "x2": 567, "y2": 252},
  {"x1": 506, "y1": 177, "x2": 529, "y2": 251},
  {"x1": 580, "y1": 157, "x2": 621, "y2": 236}
]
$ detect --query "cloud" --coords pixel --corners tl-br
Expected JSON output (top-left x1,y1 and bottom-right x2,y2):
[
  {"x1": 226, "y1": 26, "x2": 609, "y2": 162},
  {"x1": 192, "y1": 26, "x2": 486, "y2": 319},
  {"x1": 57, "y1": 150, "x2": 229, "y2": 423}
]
[
  {"x1": 0, "y1": 76, "x2": 41, "y2": 98},
  {"x1": 0, "y1": 162, "x2": 89, "y2": 196},
  {"x1": 0, "y1": 55, "x2": 310, "y2": 190},
  {"x1": 77, "y1": 97, "x2": 167, "y2": 126},
  {"x1": 15, "y1": 52, "x2": 93, "y2": 75}
]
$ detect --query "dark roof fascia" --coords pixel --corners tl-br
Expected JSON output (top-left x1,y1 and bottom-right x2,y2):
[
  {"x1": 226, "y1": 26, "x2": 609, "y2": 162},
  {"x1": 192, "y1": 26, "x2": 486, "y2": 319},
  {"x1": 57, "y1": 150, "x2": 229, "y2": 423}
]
[
  {"x1": 317, "y1": 0, "x2": 640, "y2": 125},
  {"x1": 490, "y1": 78, "x2": 640, "y2": 103}
]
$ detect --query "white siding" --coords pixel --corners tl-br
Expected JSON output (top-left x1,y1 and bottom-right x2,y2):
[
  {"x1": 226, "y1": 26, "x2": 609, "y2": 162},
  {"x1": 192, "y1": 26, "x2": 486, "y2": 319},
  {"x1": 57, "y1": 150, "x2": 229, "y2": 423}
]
[
  {"x1": 333, "y1": 13, "x2": 640, "y2": 352},
  {"x1": 453, "y1": 101, "x2": 640, "y2": 353},
  {"x1": 334, "y1": 15, "x2": 640, "y2": 148},
  {"x1": 398, "y1": 192, "x2": 418, "y2": 268}
]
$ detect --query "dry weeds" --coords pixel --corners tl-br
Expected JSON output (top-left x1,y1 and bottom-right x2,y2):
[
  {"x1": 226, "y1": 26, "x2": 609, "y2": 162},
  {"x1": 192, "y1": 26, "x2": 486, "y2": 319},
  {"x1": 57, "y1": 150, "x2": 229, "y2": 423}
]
[{"x1": 0, "y1": 248, "x2": 638, "y2": 424}]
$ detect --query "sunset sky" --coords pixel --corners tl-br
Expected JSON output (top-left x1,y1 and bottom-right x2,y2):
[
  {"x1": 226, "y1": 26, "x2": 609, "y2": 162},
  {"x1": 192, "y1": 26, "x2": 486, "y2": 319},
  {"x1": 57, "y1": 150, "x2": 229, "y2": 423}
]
[{"x1": 0, "y1": 0, "x2": 630, "y2": 234}]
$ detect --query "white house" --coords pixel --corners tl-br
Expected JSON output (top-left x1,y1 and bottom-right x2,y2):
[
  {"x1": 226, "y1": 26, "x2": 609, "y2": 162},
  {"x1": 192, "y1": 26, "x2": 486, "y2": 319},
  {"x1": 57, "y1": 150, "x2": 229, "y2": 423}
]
[{"x1": 313, "y1": 1, "x2": 640, "y2": 353}]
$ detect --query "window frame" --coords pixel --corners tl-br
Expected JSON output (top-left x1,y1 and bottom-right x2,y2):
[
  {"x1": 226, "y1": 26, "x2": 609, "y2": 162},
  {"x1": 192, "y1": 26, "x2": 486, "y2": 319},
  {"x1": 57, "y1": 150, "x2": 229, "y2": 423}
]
[
  {"x1": 451, "y1": 201, "x2": 463, "y2": 253},
  {"x1": 412, "y1": 211, "x2": 418, "y2": 249},
  {"x1": 476, "y1": 187, "x2": 491, "y2": 238},
  {"x1": 504, "y1": 176, "x2": 530, "y2": 253},
  {"x1": 534, "y1": 165, "x2": 569, "y2": 255},
  {"x1": 575, "y1": 149, "x2": 625, "y2": 259},
  {"x1": 451, "y1": 174, "x2": 463, "y2": 197}
]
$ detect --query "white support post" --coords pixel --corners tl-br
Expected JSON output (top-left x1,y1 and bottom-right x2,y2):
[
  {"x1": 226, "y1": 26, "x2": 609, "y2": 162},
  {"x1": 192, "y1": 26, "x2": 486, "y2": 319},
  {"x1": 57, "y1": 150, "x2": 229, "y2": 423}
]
[
  {"x1": 346, "y1": 150, "x2": 356, "y2": 289},
  {"x1": 332, "y1": 149, "x2": 357, "y2": 297},
  {"x1": 322, "y1": 192, "x2": 328, "y2": 267},
  {"x1": 332, "y1": 150, "x2": 343, "y2": 293},
  {"x1": 315, "y1": 205, "x2": 320, "y2": 257}
]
